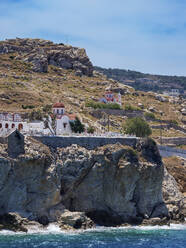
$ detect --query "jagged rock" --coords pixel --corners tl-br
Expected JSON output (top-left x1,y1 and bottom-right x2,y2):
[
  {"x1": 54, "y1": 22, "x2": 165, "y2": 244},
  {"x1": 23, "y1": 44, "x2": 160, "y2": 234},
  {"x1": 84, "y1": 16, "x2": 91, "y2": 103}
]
[
  {"x1": 58, "y1": 210, "x2": 94, "y2": 230},
  {"x1": 155, "y1": 95, "x2": 168, "y2": 102},
  {"x1": 0, "y1": 212, "x2": 42, "y2": 232},
  {"x1": 75, "y1": 70, "x2": 83, "y2": 77},
  {"x1": 142, "y1": 217, "x2": 170, "y2": 226},
  {"x1": 0, "y1": 38, "x2": 93, "y2": 76}
]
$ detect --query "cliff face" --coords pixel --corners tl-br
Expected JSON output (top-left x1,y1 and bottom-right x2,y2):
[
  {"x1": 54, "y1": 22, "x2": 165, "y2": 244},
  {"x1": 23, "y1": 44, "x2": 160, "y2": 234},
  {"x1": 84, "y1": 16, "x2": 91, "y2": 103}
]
[
  {"x1": 0, "y1": 38, "x2": 93, "y2": 76},
  {"x1": 0, "y1": 138, "x2": 184, "y2": 226},
  {"x1": 0, "y1": 138, "x2": 62, "y2": 219}
]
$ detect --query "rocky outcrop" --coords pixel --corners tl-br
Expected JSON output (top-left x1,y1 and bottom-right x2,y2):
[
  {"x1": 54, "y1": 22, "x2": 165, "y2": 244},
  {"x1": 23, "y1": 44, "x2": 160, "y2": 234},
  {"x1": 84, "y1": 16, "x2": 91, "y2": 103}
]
[
  {"x1": 59, "y1": 140, "x2": 168, "y2": 225},
  {"x1": 0, "y1": 212, "x2": 42, "y2": 232},
  {"x1": 0, "y1": 138, "x2": 62, "y2": 220},
  {"x1": 0, "y1": 38, "x2": 93, "y2": 76},
  {"x1": 0, "y1": 137, "x2": 184, "y2": 231},
  {"x1": 58, "y1": 210, "x2": 94, "y2": 230}
]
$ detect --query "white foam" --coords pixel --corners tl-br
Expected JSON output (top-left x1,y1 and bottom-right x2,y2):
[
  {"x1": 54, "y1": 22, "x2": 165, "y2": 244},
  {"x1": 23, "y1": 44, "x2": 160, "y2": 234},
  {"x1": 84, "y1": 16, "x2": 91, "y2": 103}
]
[{"x1": 0, "y1": 223, "x2": 185, "y2": 236}]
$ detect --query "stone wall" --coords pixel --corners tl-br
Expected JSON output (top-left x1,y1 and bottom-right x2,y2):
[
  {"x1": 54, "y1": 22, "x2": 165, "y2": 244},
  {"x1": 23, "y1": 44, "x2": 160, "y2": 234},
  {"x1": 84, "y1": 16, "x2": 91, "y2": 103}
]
[
  {"x1": 33, "y1": 136, "x2": 138, "y2": 150},
  {"x1": 151, "y1": 124, "x2": 186, "y2": 134},
  {"x1": 91, "y1": 109, "x2": 144, "y2": 119}
]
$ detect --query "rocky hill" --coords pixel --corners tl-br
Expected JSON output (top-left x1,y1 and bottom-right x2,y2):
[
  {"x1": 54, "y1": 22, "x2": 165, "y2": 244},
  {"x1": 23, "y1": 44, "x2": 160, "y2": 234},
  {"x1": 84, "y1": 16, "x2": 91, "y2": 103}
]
[
  {"x1": 94, "y1": 66, "x2": 186, "y2": 93},
  {"x1": 0, "y1": 38, "x2": 93, "y2": 76}
]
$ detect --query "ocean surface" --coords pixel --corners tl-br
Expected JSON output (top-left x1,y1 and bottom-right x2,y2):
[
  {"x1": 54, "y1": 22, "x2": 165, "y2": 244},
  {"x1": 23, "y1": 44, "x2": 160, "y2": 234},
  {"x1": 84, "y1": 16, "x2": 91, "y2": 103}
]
[{"x1": 0, "y1": 224, "x2": 185, "y2": 248}]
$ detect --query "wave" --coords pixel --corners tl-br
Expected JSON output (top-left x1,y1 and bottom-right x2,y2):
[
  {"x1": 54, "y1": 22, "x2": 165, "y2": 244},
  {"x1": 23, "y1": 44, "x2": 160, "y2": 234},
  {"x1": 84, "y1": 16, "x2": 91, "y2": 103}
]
[{"x1": 0, "y1": 223, "x2": 185, "y2": 236}]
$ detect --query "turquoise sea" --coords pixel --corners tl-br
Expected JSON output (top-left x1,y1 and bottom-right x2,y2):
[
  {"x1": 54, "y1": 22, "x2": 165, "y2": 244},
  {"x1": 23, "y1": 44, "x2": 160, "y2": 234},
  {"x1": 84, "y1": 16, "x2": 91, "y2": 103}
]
[{"x1": 0, "y1": 224, "x2": 185, "y2": 248}]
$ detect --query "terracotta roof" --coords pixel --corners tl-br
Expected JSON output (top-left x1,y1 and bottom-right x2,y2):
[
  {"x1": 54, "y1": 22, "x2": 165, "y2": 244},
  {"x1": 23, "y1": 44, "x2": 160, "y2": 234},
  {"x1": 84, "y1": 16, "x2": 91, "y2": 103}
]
[{"x1": 53, "y1": 102, "x2": 65, "y2": 108}]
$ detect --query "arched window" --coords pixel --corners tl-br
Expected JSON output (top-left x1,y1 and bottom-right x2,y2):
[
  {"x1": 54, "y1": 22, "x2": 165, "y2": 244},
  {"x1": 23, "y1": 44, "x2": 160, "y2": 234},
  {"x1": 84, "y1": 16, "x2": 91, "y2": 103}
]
[
  {"x1": 12, "y1": 123, "x2": 15, "y2": 128},
  {"x1": 18, "y1": 123, "x2": 23, "y2": 130},
  {"x1": 0, "y1": 123, "x2": 2, "y2": 128},
  {"x1": 5, "y1": 123, "x2": 8, "y2": 128}
]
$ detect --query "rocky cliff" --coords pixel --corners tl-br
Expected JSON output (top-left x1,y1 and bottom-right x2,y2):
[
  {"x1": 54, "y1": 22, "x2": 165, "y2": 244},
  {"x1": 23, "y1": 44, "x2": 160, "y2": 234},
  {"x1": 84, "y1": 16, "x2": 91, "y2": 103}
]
[
  {"x1": 0, "y1": 138, "x2": 185, "y2": 231},
  {"x1": 0, "y1": 38, "x2": 93, "y2": 76}
]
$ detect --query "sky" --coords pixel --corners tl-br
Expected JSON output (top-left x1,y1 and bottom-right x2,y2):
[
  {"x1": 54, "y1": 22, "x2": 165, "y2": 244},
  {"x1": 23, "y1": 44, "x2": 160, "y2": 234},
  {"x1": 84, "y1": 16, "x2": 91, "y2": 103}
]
[{"x1": 1, "y1": 0, "x2": 186, "y2": 76}]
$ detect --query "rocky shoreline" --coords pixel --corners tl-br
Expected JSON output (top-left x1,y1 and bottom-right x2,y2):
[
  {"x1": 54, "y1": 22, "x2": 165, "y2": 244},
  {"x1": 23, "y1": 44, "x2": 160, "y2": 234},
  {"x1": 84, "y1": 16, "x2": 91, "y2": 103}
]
[
  {"x1": 0, "y1": 212, "x2": 185, "y2": 233},
  {"x1": 0, "y1": 137, "x2": 185, "y2": 232}
]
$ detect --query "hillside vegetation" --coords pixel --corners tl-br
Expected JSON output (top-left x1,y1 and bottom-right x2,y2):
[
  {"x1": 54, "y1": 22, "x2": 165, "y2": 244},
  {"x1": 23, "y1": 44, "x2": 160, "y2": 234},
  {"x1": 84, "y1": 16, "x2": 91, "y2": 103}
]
[{"x1": 0, "y1": 38, "x2": 186, "y2": 140}]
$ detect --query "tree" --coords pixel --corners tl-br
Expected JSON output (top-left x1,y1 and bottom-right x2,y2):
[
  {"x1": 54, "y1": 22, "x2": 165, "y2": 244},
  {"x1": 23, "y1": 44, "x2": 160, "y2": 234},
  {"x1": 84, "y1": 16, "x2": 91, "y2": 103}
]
[
  {"x1": 123, "y1": 117, "x2": 152, "y2": 137},
  {"x1": 87, "y1": 126, "x2": 95, "y2": 134},
  {"x1": 70, "y1": 117, "x2": 85, "y2": 133}
]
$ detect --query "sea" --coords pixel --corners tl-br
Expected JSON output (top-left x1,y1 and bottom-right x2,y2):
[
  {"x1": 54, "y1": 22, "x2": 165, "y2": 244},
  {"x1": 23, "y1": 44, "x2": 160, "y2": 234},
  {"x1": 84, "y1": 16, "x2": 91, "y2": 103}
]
[{"x1": 0, "y1": 223, "x2": 185, "y2": 248}]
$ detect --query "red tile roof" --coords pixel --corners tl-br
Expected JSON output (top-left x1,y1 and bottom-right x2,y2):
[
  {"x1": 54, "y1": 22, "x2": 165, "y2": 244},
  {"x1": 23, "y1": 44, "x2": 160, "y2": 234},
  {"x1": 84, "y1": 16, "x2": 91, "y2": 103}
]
[{"x1": 53, "y1": 103, "x2": 65, "y2": 108}]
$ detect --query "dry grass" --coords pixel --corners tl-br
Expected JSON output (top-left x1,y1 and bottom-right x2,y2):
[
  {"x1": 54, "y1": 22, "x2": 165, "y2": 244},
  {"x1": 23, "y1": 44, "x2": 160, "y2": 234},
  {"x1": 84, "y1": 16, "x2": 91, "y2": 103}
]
[{"x1": 0, "y1": 53, "x2": 185, "y2": 133}]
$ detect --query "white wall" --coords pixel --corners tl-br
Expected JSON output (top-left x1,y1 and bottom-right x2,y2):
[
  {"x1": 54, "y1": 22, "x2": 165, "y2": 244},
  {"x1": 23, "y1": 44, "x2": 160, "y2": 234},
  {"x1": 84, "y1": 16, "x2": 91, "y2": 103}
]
[
  {"x1": 0, "y1": 121, "x2": 29, "y2": 132},
  {"x1": 56, "y1": 115, "x2": 72, "y2": 135}
]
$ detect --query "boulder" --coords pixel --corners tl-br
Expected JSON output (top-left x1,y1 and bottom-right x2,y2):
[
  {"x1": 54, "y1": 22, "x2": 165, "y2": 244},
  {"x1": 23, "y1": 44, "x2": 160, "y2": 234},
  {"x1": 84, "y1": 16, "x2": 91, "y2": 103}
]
[
  {"x1": 58, "y1": 210, "x2": 94, "y2": 230},
  {"x1": 0, "y1": 212, "x2": 42, "y2": 232}
]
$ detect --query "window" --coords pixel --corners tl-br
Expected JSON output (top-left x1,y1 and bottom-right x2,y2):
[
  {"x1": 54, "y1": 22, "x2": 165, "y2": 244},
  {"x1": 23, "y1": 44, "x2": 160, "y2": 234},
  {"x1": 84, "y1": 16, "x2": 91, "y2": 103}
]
[
  {"x1": 5, "y1": 123, "x2": 8, "y2": 128},
  {"x1": 18, "y1": 123, "x2": 23, "y2": 130},
  {"x1": 12, "y1": 123, "x2": 15, "y2": 128},
  {"x1": 63, "y1": 123, "x2": 67, "y2": 129}
]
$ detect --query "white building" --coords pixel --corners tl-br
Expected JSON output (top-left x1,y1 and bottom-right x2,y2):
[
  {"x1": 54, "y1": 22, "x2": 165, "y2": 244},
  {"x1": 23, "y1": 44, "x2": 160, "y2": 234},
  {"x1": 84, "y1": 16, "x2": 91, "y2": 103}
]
[
  {"x1": 0, "y1": 113, "x2": 50, "y2": 136},
  {"x1": 52, "y1": 103, "x2": 76, "y2": 135},
  {"x1": 163, "y1": 89, "x2": 180, "y2": 97},
  {"x1": 0, "y1": 103, "x2": 77, "y2": 136},
  {"x1": 0, "y1": 113, "x2": 29, "y2": 134}
]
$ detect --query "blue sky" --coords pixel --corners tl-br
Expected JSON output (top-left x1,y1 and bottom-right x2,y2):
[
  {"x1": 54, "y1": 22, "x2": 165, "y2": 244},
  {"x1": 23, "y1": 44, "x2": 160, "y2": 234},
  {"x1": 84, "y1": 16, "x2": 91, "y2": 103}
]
[{"x1": 1, "y1": 0, "x2": 186, "y2": 76}]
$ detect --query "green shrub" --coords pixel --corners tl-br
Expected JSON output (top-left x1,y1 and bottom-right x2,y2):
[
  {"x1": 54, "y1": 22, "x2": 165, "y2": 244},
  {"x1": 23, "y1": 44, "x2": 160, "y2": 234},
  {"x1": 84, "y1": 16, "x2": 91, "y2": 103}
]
[
  {"x1": 124, "y1": 104, "x2": 140, "y2": 111},
  {"x1": 22, "y1": 104, "x2": 35, "y2": 109},
  {"x1": 43, "y1": 104, "x2": 52, "y2": 113},
  {"x1": 144, "y1": 112, "x2": 156, "y2": 120},
  {"x1": 123, "y1": 117, "x2": 152, "y2": 137},
  {"x1": 70, "y1": 117, "x2": 85, "y2": 133},
  {"x1": 85, "y1": 100, "x2": 121, "y2": 110},
  {"x1": 169, "y1": 119, "x2": 178, "y2": 125},
  {"x1": 87, "y1": 126, "x2": 95, "y2": 134}
]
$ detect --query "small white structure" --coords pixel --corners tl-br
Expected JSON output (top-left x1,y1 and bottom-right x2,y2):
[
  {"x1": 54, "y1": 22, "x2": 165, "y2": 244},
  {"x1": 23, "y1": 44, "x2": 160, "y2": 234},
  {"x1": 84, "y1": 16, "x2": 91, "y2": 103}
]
[
  {"x1": 0, "y1": 112, "x2": 50, "y2": 136},
  {"x1": 163, "y1": 89, "x2": 180, "y2": 97},
  {"x1": 52, "y1": 103, "x2": 76, "y2": 135},
  {"x1": 0, "y1": 113, "x2": 29, "y2": 134},
  {"x1": 99, "y1": 90, "x2": 122, "y2": 106}
]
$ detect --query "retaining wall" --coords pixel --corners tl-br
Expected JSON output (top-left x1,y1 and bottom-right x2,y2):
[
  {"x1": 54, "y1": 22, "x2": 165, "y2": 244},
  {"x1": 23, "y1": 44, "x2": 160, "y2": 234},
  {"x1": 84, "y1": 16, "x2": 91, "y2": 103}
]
[
  {"x1": 33, "y1": 136, "x2": 138, "y2": 150},
  {"x1": 91, "y1": 109, "x2": 144, "y2": 118}
]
